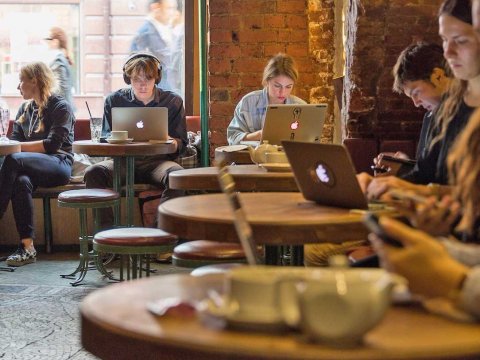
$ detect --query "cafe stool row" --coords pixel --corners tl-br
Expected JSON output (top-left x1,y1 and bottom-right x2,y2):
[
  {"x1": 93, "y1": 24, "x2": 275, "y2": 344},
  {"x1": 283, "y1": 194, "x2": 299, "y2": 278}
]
[{"x1": 57, "y1": 188, "x2": 179, "y2": 285}]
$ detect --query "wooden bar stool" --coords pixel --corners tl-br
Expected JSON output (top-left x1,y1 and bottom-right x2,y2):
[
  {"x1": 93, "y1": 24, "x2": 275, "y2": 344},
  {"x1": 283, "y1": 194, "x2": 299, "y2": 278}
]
[
  {"x1": 93, "y1": 227, "x2": 178, "y2": 281},
  {"x1": 172, "y1": 240, "x2": 247, "y2": 268},
  {"x1": 58, "y1": 188, "x2": 121, "y2": 286}
]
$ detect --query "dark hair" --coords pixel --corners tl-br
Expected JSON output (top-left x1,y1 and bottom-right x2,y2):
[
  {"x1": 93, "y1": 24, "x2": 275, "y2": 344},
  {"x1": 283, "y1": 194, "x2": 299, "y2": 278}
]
[
  {"x1": 392, "y1": 42, "x2": 446, "y2": 93},
  {"x1": 439, "y1": 0, "x2": 472, "y2": 24}
]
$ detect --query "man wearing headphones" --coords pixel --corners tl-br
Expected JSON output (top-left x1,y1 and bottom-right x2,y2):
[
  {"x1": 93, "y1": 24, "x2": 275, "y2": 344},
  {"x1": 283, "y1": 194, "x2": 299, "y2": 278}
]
[{"x1": 84, "y1": 52, "x2": 187, "y2": 228}]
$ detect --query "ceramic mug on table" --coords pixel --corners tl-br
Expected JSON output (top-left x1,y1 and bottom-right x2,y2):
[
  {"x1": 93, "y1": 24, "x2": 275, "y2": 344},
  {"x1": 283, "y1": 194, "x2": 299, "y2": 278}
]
[
  {"x1": 224, "y1": 266, "x2": 300, "y2": 327},
  {"x1": 109, "y1": 131, "x2": 128, "y2": 141}
]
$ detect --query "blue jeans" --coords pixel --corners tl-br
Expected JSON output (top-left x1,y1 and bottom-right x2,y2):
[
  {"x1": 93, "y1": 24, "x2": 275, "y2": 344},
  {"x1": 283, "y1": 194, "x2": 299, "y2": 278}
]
[{"x1": 0, "y1": 152, "x2": 73, "y2": 240}]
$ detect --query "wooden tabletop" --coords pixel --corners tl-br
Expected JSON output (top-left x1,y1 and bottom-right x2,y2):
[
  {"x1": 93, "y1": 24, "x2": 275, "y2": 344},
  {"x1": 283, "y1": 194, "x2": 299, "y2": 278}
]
[
  {"x1": 215, "y1": 147, "x2": 253, "y2": 165},
  {"x1": 169, "y1": 165, "x2": 298, "y2": 191},
  {"x1": 158, "y1": 192, "x2": 368, "y2": 245},
  {"x1": 81, "y1": 273, "x2": 480, "y2": 360},
  {"x1": 0, "y1": 141, "x2": 21, "y2": 155},
  {"x1": 73, "y1": 140, "x2": 176, "y2": 156}
]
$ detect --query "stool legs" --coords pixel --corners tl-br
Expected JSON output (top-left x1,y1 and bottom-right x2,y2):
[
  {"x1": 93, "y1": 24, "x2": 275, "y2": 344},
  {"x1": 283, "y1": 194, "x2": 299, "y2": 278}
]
[
  {"x1": 60, "y1": 208, "x2": 90, "y2": 286},
  {"x1": 61, "y1": 208, "x2": 117, "y2": 286},
  {"x1": 116, "y1": 254, "x2": 153, "y2": 281}
]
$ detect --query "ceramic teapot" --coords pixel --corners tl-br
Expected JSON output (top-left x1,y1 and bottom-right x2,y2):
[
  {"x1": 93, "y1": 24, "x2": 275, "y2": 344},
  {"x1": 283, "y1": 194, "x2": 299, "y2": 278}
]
[
  {"x1": 291, "y1": 268, "x2": 396, "y2": 346},
  {"x1": 248, "y1": 140, "x2": 279, "y2": 164}
]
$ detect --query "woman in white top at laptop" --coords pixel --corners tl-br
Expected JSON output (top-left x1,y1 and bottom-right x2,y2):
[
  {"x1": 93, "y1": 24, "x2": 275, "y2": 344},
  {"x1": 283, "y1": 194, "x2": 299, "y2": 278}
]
[{"x1": 227, "y1": 53, "x2": 306, "y2": 145}]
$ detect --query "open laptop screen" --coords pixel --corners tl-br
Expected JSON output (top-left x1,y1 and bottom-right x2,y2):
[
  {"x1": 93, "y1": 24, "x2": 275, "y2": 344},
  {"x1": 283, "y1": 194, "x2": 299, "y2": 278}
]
[
  {"x1": 261, "y1": 104, "x2": 327, "y2": 145},
  {"x1": 112, "y1": 107, "x2": 168, "y2": 142}
]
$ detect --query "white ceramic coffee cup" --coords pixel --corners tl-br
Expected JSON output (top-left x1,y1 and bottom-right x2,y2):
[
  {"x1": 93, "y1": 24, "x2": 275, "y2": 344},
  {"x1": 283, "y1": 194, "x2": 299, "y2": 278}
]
[
  {"x1": 225, "y1": 266, "x2": 302, "y2": 324},
  {"x1": 109, "y1": 130, "x2": 128, "y2": 140},
  {"x1": 265, "y1": 151, "x2": 288, "y2": 164}
]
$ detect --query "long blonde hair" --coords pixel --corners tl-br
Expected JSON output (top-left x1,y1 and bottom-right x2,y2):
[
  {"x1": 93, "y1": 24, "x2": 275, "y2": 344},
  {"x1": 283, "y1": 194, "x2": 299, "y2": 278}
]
[
  {"x1": 447, "y1": 108, "x2": 480, "y2": 235},
  {"x1": 430, "y1": 79, "x2": 467, "y2": 147},
  {"x1": 18, "y1": 62, "x2": 56, "y2": 133}
]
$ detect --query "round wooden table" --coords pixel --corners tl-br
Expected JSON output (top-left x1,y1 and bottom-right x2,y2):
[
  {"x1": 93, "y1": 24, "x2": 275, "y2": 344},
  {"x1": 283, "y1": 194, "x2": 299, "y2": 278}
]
[
  {"x1": 0, "y1": 140, "x2": 21, "y2": 155},
  {"x1": 73, "y1": 140, "x2": 176, "y2": 225},
  {"x1": 81, "y1": 273, "x2": 480, "y2": 360},
  {"x1": 169, "y1": 165, "x2": 297, "y2": 192},
  {"x1": 158, "y1": 192, "x2": 368, "y2": 245}
]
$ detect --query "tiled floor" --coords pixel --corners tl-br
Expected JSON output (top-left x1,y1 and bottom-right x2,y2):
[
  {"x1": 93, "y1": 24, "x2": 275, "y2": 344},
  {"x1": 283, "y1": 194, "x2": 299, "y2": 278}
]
[
  {"x1": 0, "y1": 251, "x2": 192, "y2": 360},
  {"x1": 0, "y1": 251, "x2": 191, "y2": 288}
]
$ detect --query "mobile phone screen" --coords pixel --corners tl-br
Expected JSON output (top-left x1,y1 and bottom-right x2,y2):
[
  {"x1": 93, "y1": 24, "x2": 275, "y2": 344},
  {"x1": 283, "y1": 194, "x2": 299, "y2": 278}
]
[
  {"x1": 363, "y1": 213, "x2": 403, "y2": 248},
  {"x1": 381, "y1": 155, "x2": 417, "y2": 166}
]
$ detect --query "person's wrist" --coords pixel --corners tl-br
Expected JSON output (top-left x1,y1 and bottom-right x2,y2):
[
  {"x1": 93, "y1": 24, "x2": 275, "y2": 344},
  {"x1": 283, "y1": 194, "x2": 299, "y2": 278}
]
[{"x1": 427, "y1": 183, "x2": 441, "y2": 198}]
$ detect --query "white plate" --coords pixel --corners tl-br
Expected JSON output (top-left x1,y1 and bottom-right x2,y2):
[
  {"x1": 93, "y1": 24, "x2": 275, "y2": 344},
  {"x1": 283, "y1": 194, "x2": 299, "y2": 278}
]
[
  {"x1": 106, "y1": 138, "x2": 134, "y2": 144},
  {"x1": 216, "y1": 145, "x2": 248, "y2": 153},
  {"x1": 259, "y1": 163, "x2": 291, "y2": 172}
]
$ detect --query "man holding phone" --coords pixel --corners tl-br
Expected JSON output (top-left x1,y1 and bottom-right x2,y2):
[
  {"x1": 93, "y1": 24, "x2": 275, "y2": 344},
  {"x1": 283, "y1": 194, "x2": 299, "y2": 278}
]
[
  {"x1": 373, "y1": 42, "x2": 450, "y2": 177},
  {"x1": 305, "y1": 43, "x2": 450, "y2": 267}
]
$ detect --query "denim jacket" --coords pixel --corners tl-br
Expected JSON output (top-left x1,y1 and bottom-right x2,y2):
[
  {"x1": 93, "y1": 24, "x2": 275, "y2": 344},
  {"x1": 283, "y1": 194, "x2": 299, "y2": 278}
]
[{"x1": 227, "y1": 88, "x2": 306, "y2": 145}]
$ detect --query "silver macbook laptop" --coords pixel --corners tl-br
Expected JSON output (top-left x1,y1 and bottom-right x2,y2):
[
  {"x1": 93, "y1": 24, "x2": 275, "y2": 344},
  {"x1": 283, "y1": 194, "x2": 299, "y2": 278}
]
[
  {"x1": 112, "y1": 107, "x2": 169, "y2": 142},
  {"x1": 282, "y1": 141, "x2": 368, "y2": 209},
  {"x1": 261, "y1": 104, "x2": 327, "y2": 145}
]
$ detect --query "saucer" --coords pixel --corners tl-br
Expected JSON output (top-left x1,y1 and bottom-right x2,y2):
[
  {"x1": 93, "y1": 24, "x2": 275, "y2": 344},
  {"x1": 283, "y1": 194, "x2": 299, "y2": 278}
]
[
  {"x1": 216, "y1": 145, "x2": 248, "y2": 153},
  {"x1": 259, "y1": 163, "x2": 291, "y2": 172},
  {"x1": 200, "y1": 297, "x2": 287, "y2": 332},
  {"x1": 106, "y1": 138, "x2": 134, "y2": 144}
]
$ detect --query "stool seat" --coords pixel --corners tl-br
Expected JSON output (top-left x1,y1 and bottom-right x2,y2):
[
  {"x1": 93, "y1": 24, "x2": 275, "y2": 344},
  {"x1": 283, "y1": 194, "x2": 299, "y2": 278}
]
[
  {"x1": 94, "y1": 228, "x2": 177, "y2": 247},
  {"x1": 190, "y1": 263, "x2": 245, "y2": 277},
  {"x1": 58, "y1": 189, "x2": 120, "y2": 203},
  {"x1": 173, "y1": 240, "x2": 245, "y2": 260},
  {"x1": 93, "y1": 227, "x2": 177, "y2": 281}
]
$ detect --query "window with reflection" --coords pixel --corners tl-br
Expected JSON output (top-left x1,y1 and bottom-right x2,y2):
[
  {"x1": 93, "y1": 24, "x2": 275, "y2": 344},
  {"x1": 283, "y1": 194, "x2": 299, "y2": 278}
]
[{"x1": 0, "y1": 3, "x2": 79, "y2": 95}]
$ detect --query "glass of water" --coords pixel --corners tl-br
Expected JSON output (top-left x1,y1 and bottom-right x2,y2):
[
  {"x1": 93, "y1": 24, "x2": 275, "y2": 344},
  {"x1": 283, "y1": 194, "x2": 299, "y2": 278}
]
[
  {"x1": 90, "y1": 117, "x2": 102, "y2": 143},
  {"x1": 0, "y1": 108, "x2": 10, "y2": 143}
]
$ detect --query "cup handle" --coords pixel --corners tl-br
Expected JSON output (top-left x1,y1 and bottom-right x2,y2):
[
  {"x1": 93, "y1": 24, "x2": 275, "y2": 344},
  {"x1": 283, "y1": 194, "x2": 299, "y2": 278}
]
[{"x1": 277, "y1": 278, "x2": 301, "y2": 328}]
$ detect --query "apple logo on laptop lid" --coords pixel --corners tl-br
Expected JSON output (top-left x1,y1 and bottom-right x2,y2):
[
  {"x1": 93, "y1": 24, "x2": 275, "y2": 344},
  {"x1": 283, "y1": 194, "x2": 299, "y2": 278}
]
[
  {"x1": 136, "y1": 120, "x2": 144, "y2": 129},
  {"x1": 310, "y1": 162, "x2": 335, "y2": 188}
]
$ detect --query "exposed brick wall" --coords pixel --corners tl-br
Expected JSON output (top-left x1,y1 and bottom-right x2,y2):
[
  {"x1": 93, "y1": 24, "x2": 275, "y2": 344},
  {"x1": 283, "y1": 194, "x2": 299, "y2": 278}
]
[
  {"x1": 207, "y1": 0, "x2": 336, "y2": 151},
  {"x1": 344, "y1": 0, "x2": 443, "y2": 141}
]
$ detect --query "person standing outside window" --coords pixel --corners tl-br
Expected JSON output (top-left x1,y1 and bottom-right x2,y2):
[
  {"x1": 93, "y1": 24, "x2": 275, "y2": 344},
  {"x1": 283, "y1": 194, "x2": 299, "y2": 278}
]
[
  {"x1": 45, "y1": 27, "x2": 75, "y2": 110},
  {"x1": 130, "y1": 0, "x2": 183, "y2": 96}
]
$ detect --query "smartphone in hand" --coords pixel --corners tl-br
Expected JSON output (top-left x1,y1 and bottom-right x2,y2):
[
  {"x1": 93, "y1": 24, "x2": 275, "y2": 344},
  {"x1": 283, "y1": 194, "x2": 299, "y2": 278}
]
[
  {"x1": 363, "y1": 213, "x2": 403, "y2": 248},
  {"x1": 381, "y1": 155, "x2": 417, "y2": 166}
]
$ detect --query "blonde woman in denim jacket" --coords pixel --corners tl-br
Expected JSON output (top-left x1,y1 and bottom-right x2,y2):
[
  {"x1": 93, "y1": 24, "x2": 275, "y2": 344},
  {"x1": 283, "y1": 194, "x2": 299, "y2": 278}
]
[{"x1": 227, "y1": 53, "x2": 306, "y2": 145}]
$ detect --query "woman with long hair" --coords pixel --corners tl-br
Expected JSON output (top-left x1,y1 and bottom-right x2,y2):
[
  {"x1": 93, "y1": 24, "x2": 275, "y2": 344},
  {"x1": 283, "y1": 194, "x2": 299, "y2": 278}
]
[
  {"x1": 45, "y1": 26, "x2": 75, "y2": 108},
  {"x1": 0, "y1": 62, "x2": 75, "y2": 266},
  {"x1": 227, "y1": 53, "x2": 306, "y2": 145}
]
